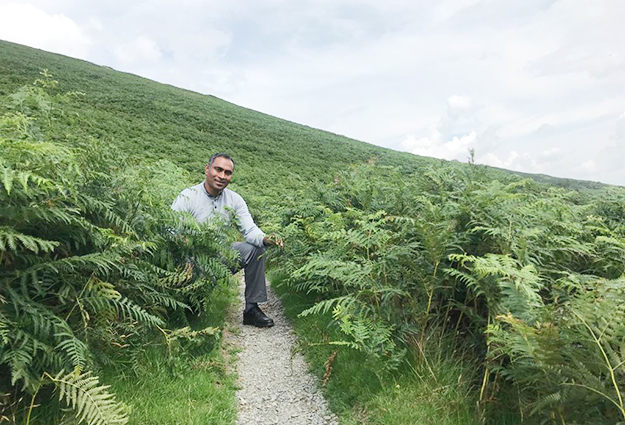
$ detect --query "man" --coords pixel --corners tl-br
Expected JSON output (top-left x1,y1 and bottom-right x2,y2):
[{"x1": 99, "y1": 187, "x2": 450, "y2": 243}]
[{"x1": 171, "y1": 153, "x2": 282, "y2": 327}]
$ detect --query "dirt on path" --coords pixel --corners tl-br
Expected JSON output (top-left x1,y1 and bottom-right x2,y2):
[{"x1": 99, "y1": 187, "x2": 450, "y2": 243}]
[{"x1": 225, "y1": 276, "x2": 338, "y2": 425}]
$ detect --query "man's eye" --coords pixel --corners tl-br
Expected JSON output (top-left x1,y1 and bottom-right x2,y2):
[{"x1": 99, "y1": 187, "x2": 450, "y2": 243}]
[{"x1": 225, "y1": 170, "x2": 233, "y2": 176}]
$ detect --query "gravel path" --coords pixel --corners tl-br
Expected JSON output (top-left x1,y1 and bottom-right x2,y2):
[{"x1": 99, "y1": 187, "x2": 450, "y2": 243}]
[{"x1": 226, "y1": 276, "x2": 338, "y2": 425}]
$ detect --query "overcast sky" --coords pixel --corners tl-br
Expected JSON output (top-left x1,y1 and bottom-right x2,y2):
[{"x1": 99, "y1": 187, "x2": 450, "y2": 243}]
[{"x1": 1, "y1": 1, "x2": 624, "y2": 185}]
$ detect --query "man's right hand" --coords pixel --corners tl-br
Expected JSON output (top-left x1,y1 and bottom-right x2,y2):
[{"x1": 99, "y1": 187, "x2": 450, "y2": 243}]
[{"x1": 263, "y1": 233, "x2": 284, "y2": 249}]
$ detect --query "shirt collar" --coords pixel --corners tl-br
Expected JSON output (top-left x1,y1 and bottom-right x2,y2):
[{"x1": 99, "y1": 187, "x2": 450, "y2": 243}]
[{"x1": 202, "y1": 183, "x2": 223, "y2": 200}]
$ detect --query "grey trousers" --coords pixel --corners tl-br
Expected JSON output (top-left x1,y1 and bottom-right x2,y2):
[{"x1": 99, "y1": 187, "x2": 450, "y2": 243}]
[{"x1": 231, "y1": 242, "x2": 268, "y2": 304}]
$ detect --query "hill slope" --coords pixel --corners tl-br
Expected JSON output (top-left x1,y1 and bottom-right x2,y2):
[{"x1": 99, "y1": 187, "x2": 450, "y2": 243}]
[
  {"x1": 0, "y1": 40, "x2": 435, "y2": 185},
  {"x1": 0, "y1": 40, "x2": 608, "y2": 193}
]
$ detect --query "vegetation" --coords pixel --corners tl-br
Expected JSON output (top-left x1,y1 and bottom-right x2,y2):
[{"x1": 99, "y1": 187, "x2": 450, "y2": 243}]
[
  {"x1": 0, "y1": 65, "x2": 238, "y2": 423},
  {"x1": 269, "y1": 164, "x2": 625, "y2": 424},
  {"x1": 1, "y1": 40, "x2": 625, "y2": 424}
]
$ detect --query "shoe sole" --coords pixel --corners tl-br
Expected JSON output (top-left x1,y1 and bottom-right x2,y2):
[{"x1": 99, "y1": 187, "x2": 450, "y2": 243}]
[{"x1": 243, "y1": 319, "x2": 275, "y2": 328}]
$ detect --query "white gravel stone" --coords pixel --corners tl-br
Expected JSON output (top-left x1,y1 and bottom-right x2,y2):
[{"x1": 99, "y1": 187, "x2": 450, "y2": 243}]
[{"x1": 226, "y1": 276, "x2": 339, "y2": 425}]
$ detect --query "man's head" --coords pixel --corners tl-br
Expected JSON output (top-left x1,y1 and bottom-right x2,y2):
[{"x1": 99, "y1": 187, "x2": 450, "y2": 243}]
[{"x1": 204, "y1": 153, "x2": 234, "y2": 197}]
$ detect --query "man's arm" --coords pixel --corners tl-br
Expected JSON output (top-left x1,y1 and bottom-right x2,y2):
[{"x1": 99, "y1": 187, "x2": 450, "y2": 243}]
[
  {"x1": 233, "y1": 196, "x2": 266, "y2": 248},
  {"x1": 235, "y1": 200, "x2": 283, "y2": 248}
]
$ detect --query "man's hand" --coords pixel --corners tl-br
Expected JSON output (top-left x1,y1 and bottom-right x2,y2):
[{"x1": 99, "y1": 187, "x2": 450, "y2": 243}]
[{"x1": 263, "y1": 233, "x2": 284, "y2": 249}]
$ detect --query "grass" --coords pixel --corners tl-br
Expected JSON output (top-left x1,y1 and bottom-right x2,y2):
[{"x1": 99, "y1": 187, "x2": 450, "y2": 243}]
[
  {"x1": 0, "y1": 40, "x2": 606, "y2": 196},
  {"x1": 102, "y1": 281, "x2": 240, "y2": 425},
  {"x1": 0, "y1": 277, "x2": 242, "y2": 425},
  {"x1": 269, "y1": 271, "x2": 487, "y2": 425},
  {"x1": 104, "y1": 348, "x2": 237, "y2": 425}
]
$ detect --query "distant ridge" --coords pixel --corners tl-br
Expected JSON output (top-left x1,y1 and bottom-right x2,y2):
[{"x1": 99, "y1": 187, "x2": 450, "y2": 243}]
[{"x1": 495, "y1": 167, "x2": 607, "y2": 192}]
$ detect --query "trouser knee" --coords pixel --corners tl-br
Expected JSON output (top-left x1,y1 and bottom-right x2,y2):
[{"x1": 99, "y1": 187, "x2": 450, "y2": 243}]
[
  {"x1": 231, "y1": 242, "x2": 266, "y2": 269},
  {"x1": 231, "y1": 241, "x2": 267, "y2": 304}
]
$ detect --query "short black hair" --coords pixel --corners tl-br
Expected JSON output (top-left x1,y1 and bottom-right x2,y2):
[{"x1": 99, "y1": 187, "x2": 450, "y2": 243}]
[{"x1": 208, "y1": 153, "x2": 234, "y2": 169}]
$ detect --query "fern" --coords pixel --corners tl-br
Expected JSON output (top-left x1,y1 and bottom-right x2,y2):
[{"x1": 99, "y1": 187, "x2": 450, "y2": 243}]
[
  {"x1": 50, "y1": 370, "x2": 128, "y2": 425},
  {"x1": 55, "y1": 332, "x2": 89, "y2": 370},
  {"x1": 299, "y1": 295, "x2": 357, "y2": 317},
  {"x1": 1, "y1": 74, "x2": 233, "y2": 421},
  {"x1": 1, "y1": 167, "x2": 58, "y2": 196},
  {"x1": 486, "y1": 277, "x2": 625, "y2": 422},
  {"x1": 82, "y1": 296, "x2": 165, "y2": 327},
  {"x1": 0, "y1": 226, "x2": 59, "y2": 253},
  {"x1": 449, "y1": 253, "x2": 544, "y2": 324},
  {"x1": 0, "y1": 310, "x2": 9, "y2": 345}
]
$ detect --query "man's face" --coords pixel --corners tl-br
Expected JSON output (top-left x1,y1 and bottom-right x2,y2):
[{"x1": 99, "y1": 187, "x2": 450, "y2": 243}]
[{"x1": 204, "y1": 156, "x2": 234, "y2": 196}]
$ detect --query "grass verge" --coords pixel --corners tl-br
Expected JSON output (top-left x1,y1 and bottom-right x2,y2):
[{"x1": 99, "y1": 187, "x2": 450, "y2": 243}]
[
  {"x1": 270, "y1": 271, "x2": 509, "y2": 425},
  {"x1": 102, "y1": 281, "x2": 240, "y2": 425}
]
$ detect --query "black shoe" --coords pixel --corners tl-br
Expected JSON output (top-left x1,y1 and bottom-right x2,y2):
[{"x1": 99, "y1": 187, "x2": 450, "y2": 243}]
[{"x1": 243, "y1": 305, "x2": 274, "y2": 328}]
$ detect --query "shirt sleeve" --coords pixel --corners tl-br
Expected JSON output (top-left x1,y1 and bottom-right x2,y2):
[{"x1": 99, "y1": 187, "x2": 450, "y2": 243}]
[
  {"x1": 171, "y1": 190, "x2": 189, "y2": 212},
  {"x1": 233, "y1": 195, "x2": 266, "y2": 248}
]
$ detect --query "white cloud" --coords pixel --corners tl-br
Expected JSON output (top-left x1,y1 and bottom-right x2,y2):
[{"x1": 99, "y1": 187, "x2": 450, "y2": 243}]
[
  {"x1": 582, "y1": 160, "x2": 596, "y2": 171},
  {"x1": 482, "y1": 152, "x2": 512, "y2": 169},
  {"x1": 616, "y1": 112, "x2": 625, "y2": 141},
  {"x1": 0, "y1": 3, "x2": 90, "y2": 58},
  {"x1": 112, "y1": 36, "x2": 162, "y2": 65},
  {"x1": 447, "y1": 95, "x2": 475, "y2": 116},
  {"x1": 167, "y1": 29, "x2": 232, "y2": 64},
  {"x1": 541, "y1": 147, "x2": 561, "y2": 157},
  {"x1": 403, "y1": 130, "x2": 477, "y2": 161},
  {"x1": 481, "y1": 151, "x2": 537, "y2": 172}
]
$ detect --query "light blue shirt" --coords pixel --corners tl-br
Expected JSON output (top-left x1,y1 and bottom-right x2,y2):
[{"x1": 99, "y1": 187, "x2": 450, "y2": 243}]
[{"x1": 171, "y1": 183, "x2": 266, "y2": 247}]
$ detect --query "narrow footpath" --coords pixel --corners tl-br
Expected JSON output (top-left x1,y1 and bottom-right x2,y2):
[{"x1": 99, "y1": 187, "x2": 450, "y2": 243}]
[{"x1": 226, "y1": 276, "x2": 338, "y2": 425}]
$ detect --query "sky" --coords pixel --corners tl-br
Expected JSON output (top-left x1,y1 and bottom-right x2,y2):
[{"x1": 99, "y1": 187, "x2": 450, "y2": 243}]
[{"x1": 1, "y1": 1, "x2": 624, "y2": 186}]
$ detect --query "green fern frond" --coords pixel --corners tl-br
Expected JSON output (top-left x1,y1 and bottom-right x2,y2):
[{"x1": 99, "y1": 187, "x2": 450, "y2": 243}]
[
  {"x1": 25, "y1": 251, "x2": 122, "y2": 275},
  {"x1": 55, "y1": 332, "x2": 89, "y2": 369},
  {"x1": 3, "y1": 345, "x2": 34, "y2": 387},
  {"x1": 1, "y1": 164, "x2": 13, "y2": 195},
  {"x1": 446, "y1": 268, "x2": 482, "y2": 294},
  {"x1": 0, "y1": 226, "x2": 59, "y2": 253},
  {"x1": 0, "y1": 164, "x2": 56, "y2": 196},
  {"x1": 50, "y1": 370, "x2": 128, "y2": 425},
  {"x1": 134, "y1": 289, "x2": 190, "y2": 312},
  {"x1": 0, "y1": 311, "x2": 9, "y2": 345},
  {"x1": 88, "y1": 279, "x2": 122, "y2": 300},
  {"x1": 299, "y1": 295, "x2": 356, "y2": 318},
  {"x1": 108, "y1": 297, "x2": 165, "y2": 327},
  {"x1": 292, "y1": 255, "x2": 372, "y2": 292}
]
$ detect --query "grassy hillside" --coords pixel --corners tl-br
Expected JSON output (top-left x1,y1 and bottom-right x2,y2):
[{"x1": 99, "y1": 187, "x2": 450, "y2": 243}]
[
  {"x1": 0, "y1": 40, "x2": 609, "y2": 193},
  {"x1": 3, "y1": 40, "x2": 625, "y2": 425},
  {"x1": 0, "y1": 40, "x2": 440, "y2": 185}
]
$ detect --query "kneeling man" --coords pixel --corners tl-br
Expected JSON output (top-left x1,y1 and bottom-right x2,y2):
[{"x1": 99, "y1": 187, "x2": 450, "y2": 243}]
[{"x1": 171, "y1": 153, "x2": 282, "y2": 327}]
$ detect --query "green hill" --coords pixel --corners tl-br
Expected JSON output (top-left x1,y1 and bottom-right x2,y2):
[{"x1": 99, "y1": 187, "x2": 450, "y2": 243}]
[
  {"x1": 0, "y1": 40, "x2": 437, "y2": 184},
  {"x1": 4, "y1": 40, "x2": 625, "y2": 425},
  {"x1": 0, "y1": 40, "x2": 609, "y2": 193}
]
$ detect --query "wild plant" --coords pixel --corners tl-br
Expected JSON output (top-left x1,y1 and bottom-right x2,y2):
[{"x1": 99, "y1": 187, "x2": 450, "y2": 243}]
[
  {"x1": 0, "y1": 74, "x2": 235, "y2": 423},
  {"x1": 273, "y1": 159, "x2": 625, "y2": 424}
]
